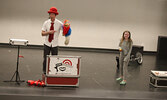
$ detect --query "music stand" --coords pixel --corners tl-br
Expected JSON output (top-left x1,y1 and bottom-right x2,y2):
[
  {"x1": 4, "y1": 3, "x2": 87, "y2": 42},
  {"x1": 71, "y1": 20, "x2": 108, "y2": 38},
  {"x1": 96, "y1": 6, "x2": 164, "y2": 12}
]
[{"x1": 4, "y1": 39, "x2": 28, "y2": 84}]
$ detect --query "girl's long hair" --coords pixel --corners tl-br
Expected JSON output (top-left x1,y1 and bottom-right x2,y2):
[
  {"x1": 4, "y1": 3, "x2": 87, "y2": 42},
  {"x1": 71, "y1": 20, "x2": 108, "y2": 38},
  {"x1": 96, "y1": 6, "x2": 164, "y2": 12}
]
[{"x1": 120, "y1": 30, "x2": 132, "y2": 45}]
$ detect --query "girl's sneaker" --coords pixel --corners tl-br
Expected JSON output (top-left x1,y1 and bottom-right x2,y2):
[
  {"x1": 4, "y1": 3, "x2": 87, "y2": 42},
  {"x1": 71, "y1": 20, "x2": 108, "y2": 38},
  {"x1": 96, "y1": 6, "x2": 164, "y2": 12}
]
[
  {"x1": 116, "y1": 77, "x2": 123, "y2": 81},
  {"x1": 120, "y1": 80, "x2": 126, "y2": 85}
]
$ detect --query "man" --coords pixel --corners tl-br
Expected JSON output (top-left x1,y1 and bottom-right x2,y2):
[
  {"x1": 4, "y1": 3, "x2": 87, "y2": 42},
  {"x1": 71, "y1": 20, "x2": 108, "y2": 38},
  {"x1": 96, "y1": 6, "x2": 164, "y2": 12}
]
[{"x1": 41, "y1": 7, "x2": 69, "y2": 74}]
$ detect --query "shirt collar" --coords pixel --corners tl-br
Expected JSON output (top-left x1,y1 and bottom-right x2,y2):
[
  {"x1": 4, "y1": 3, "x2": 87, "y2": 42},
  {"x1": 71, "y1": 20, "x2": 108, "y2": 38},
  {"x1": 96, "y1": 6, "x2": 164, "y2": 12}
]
[{"x1": 49, "y1": 19, "x2": 57, "y2": 23}]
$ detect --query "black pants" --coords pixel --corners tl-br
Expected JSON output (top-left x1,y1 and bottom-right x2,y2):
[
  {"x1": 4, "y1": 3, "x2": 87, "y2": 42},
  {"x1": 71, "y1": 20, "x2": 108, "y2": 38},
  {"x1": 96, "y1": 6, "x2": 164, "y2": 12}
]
[{"x1": 43, "y1": 44, "x2": 58, "y2": 74}]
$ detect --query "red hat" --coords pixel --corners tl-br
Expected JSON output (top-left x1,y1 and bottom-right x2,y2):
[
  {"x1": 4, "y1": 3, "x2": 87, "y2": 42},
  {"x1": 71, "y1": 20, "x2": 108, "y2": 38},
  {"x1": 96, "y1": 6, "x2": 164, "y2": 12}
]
[{"x1": 48, "y1": 7, "x2": 59, "y2": 15}]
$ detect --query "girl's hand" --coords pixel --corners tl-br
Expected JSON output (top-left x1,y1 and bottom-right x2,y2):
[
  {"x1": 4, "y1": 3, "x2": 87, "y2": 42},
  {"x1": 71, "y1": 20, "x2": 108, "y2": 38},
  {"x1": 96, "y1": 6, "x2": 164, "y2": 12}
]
[{"x1": 123, "y1": 56, "x2": 129, "y2": 62}]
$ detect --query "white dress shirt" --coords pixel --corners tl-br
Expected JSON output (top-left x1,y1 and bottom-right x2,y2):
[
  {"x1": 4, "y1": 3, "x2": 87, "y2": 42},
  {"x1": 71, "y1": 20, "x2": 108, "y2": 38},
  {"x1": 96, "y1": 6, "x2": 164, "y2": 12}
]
[{"x1": 42, "y1": 19, "x2": 63, "y2": 47}]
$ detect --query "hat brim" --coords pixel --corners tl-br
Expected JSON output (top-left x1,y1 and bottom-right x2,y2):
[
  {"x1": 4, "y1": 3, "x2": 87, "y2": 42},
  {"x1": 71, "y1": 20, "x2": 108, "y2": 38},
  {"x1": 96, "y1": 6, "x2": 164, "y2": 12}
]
[{"x1": 48, "y1": 11, "x2": 59, "y2": 15}]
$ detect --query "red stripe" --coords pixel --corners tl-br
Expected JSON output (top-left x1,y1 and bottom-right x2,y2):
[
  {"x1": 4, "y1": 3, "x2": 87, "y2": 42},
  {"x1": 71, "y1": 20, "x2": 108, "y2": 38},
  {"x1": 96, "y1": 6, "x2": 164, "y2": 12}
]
[{"x1": 46, "y1": 77, "x2": 78, "y2": 85}]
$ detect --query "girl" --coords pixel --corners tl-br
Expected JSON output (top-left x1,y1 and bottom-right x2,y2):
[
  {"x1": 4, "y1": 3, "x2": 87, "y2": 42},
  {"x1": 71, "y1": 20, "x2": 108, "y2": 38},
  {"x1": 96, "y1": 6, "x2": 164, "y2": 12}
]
[{"x1": 116, "y1": 30, "x2": 133, "y2": 85}]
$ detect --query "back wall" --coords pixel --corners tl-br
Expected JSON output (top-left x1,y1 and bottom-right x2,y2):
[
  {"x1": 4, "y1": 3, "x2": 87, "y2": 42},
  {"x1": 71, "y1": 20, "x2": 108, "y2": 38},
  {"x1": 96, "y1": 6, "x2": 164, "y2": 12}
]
[{"x1": 0, "y1": 0, "x2": 167, "y2": 51}]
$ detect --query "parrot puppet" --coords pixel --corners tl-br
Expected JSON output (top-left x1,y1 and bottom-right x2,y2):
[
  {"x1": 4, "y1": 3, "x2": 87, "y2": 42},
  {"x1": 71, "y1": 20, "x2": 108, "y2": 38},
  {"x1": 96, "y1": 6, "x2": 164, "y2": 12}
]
[{"x1": 62, "y1": 20, "x2": 71, "y2": 45}]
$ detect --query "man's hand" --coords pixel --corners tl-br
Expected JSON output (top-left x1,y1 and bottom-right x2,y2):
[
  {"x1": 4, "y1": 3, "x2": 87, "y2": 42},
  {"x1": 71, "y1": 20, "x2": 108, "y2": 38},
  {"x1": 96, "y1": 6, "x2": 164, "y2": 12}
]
[
  {"x1": 48, "y1": 30, "x2": 56, "y2": 34},
  {"x1": 41, "y1": 30, "x2": 56, "y2": 36}
]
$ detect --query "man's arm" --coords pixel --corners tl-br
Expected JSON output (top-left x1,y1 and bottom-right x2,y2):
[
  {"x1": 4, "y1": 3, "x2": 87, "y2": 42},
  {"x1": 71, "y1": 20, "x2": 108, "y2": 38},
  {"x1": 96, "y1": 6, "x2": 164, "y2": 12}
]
[{"x1": 41, "y1": 30, "x2": 55, "y2": 36}]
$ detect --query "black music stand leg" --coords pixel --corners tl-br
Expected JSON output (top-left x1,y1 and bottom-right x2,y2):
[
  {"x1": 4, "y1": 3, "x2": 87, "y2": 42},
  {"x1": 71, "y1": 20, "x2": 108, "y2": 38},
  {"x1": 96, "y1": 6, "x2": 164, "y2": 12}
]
[{"x1": 4, "y1": 45, "x2": 25, "y2": 84}]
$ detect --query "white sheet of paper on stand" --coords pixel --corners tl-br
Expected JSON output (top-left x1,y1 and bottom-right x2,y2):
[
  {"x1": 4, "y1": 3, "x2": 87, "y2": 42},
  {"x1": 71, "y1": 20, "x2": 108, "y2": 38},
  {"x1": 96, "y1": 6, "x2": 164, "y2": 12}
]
[{"x1": 9, "y1": 39, "x2": 28, "y2": 46}]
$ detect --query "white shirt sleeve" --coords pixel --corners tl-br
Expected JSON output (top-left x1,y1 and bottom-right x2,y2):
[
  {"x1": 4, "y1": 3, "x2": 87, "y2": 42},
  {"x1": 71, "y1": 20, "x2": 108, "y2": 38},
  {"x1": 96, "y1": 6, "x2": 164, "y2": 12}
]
[
  {"x1": 42, "y1": 21, "x2": 47, "y2": 31},
  {"x1": 58, "y1": 20, "x2": 63, "y2": 31}
]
